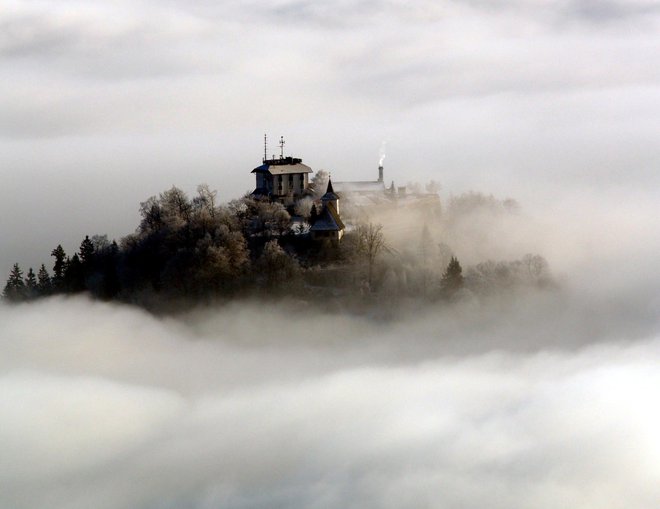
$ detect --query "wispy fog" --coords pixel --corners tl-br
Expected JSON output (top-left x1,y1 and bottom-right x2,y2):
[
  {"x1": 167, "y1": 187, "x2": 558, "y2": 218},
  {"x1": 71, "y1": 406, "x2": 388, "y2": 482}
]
[
  {"x1": 2, "y1": 1, "x2": 660, "y2": 506},
  {"x1": 4, "y1": 178, "x2": 658, "y2": 509},
  {"x1": 1, "y1": 172, "x2": 659, "y2": 508},
  {"x1": 1, "y1": 289, "x2": 659, "y2": 508}
]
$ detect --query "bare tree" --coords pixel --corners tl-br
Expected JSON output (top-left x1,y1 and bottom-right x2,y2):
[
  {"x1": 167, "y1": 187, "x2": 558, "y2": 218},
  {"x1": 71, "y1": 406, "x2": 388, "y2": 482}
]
[
  {"x1": 160, "y1": 186, "x2": 191, "y2": 228},
  {"x1": 294, "y1": 197, "x2": 314, "y2": 220},
  {"x1": 356, "y1": 222, "x2": 386, "y2": 288},
  {"x1": 257, "y1": 201, "x2": 291, "y2": 237},
  {"x1": 192, "y1": 184, "x2": 218, "y2": 218},
  {"x1": 91, "y1": 234, "x2": 111, "y2": 252},
  {"x1": 521, "y1": 253, "x2": 549, "y2": 280},
  {"x1": 138, "y1": 196, "x2": 164, "y2": 234},
  {"x1": 258, "y1": 240, "x2": 299, "y2": 288},
  {"x1": 310, "y1": 170, "x2": 329, "y2": 199}
]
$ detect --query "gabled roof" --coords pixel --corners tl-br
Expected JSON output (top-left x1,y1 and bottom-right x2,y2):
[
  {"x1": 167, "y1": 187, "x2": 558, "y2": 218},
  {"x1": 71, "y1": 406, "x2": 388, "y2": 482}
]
[
  {"x1": 310, "y1": 202, "x2": 345, "y2": 232},
  {"x1": 252, "y1": 161, "x2": 313, "y2": 175}
]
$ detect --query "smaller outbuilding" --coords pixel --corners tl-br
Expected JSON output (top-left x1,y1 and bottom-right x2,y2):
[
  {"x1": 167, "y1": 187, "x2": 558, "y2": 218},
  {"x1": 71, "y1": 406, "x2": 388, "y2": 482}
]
[{"x1": 310, "y1": 179, "x2": 345, "y2": 242}]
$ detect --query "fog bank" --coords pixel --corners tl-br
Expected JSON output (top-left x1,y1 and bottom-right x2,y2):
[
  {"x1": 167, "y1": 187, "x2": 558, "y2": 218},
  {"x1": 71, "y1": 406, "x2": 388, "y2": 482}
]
[
  {"x1": 2, "y1": 1, "x2": 660, "y2": 506},
  {"x1": 1, "y1": 292, "x2": 659, "y2": 509}
]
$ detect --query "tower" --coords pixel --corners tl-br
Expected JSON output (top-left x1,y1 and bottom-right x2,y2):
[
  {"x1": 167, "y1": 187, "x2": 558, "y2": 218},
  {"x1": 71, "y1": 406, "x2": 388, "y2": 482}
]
[
  {"x1": 321, "y1": 178, "x2": 339, "y2": 215},
  {"x1": 311, "y1": 177, "x2": 345, "y2": 242}
]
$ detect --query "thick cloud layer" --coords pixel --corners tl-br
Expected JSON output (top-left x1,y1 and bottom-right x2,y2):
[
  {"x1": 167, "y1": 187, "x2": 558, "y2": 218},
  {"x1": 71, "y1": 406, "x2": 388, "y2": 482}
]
[
  {"x1": 2, "y1": 4, "x2": 659, "y2": 506},
  {"x1": 1, "y1": 294, "x2": 659, "y2": 509}
]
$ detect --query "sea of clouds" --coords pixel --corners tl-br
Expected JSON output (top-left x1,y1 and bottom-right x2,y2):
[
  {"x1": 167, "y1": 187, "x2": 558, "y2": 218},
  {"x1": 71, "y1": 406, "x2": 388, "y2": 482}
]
[
  {"x1": 1, "y1": 278, "x2": 659, "y2": 509},
  {"x1": 2, "y1": 134, "x2": 659, "y2": 509},
  {"x1": 2, "y1": 1, "x2": 660, "y2": 507}
]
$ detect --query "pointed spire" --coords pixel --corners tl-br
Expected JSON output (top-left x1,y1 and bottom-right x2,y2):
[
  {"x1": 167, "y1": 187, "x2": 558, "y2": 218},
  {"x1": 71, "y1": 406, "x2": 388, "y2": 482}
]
[
  {"x1": 322, "y1": 178, "x2": 338, "y2": 201},
  {"x1": 321, "y1": 177, "x2": 340, "y2": 215}
]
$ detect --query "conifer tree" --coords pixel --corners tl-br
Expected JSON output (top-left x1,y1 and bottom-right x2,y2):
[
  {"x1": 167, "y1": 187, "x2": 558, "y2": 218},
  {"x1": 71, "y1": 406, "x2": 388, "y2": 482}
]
[
  {"x1": 440, "y1": 256, "x2": 464, "y2": 297},
  {"x1": 37, "y1": 264, "x2": 51, "y2": 296},
  {"x1": 24, "y1": 268, "x2": 37, "y2": 299},
  {"x1": 79, "y1": 235, "x2": 95, "y2": 266},
  {"x1": 64, "y1": 254, "x2": 85, "y2": 292},
  {"x1": 51, "y1": 244, "x2": 67, "y2": 290},
  {"x1": 3, "y1": 263, "x2": 26, "y2": 302}
]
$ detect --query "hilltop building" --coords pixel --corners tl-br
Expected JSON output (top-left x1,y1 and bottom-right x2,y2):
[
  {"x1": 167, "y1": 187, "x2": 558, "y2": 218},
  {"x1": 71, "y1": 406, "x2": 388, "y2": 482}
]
[
  {"x1": 251, "y1": 136, "x2": 312, "y2": 206},
  {"x1": 248, "y1": 136, "x2": 438, "y2": 243}
]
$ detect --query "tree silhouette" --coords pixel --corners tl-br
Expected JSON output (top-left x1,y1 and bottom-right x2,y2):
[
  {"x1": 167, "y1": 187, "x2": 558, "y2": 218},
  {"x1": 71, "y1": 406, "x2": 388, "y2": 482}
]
[
  {"x1": 64, "y1": 254, "x2": 85, "y2": 292},
  {"x1": 51, "y1": 244, "x2": 67, "y2": 291},
  {"x1": 258, "y1": 240, "x2": 299, "y2": 289},
  {"x1": 37, "y1": 264, "x2": 51, "y2": 296},
  {"x1": 440, "y1": 256, "x2": 464, "y2": 297},
  {"x1": 356, "y1": 223, "x2": 386, "y2": 289},
  {"x1": 79, "y1": 235, "x2": 95, "y2": 266},
  {"x1": 3, "y1": 263, "x2": 26, "y2": 302},
  {"x1": 24, "y1": 268, "x2": 38, "y2": 299}
]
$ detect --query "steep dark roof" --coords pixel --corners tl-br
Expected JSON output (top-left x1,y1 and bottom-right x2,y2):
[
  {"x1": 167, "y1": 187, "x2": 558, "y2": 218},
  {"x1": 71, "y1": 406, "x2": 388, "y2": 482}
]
[
  {"x1": 311, "y1": 202, "x2": 345, "y2": 232},
  {"x1": 321, "y1": 178, "x2": 339, "y2": 201}
]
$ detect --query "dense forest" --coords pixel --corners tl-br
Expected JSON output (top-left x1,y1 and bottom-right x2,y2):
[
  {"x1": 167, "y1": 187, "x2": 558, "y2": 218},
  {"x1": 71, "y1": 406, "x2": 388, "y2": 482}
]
[{"x1": 2, "y1": 183, "x2": 553, "y2": 312}]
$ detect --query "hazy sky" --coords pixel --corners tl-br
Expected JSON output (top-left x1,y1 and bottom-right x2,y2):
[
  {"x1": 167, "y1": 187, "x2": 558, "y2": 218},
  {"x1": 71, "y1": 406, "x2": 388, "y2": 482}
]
[
  {"x1": 2, "y1": 3, "x2": 660, "y2": 507},
  {"x1": 2, "y1": 0, "x2": 660, "y2": 272}
]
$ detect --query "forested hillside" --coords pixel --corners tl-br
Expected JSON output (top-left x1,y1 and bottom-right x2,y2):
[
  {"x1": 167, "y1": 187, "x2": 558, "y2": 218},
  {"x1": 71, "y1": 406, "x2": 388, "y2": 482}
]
[{"x1": 3, "y1": 184, "x2": 552, "y2": 312}]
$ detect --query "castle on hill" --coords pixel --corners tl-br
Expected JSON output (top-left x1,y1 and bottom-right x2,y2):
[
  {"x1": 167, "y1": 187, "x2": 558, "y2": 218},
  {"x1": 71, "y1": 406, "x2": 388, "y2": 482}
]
[
  {"x1": 251, "y1": 136, "x2": 313, "y2": 206},
  {"x1": 249, "y1": 136, "x2": 438, "y2": 241},
  {"x1": 250, "y1": 136, "x2": 347, "y2": 241}
]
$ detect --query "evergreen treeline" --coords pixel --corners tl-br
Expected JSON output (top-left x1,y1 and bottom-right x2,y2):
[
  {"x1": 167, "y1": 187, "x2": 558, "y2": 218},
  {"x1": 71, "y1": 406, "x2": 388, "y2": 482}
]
[{"x1": 2, "y1": 185, "x2": 552, "y2": 309}]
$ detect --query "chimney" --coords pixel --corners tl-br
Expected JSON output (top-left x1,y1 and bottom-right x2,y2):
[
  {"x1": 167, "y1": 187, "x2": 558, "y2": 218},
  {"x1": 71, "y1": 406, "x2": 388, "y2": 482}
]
[{"x1": 378, "y1": 165, "x2": 384, "y2": 183}]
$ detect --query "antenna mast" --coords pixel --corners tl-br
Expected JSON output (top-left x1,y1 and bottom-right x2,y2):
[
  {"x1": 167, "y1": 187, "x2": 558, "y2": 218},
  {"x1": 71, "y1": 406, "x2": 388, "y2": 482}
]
[{"x1": 263, "y1": 133, "x2": 268, "y2": 162}]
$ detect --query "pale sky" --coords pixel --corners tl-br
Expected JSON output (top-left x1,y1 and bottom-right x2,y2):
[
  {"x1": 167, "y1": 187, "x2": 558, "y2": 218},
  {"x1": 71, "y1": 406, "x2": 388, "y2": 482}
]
[
  {"x1": 2, "y1": 0, "x2": 660, "y2": 272},
  {"x1": 2, "y1": 4, "x2": 660, "y2": 507}
]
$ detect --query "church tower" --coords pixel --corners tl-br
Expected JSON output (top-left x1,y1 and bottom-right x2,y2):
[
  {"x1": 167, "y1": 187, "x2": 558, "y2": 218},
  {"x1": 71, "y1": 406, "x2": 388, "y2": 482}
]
[
  {"x1": 311, "y1": 178, "x2": 345, "y2": 242},
  {"x1": 321, "y1": 178, "x2": 340, "y2": 214}
]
